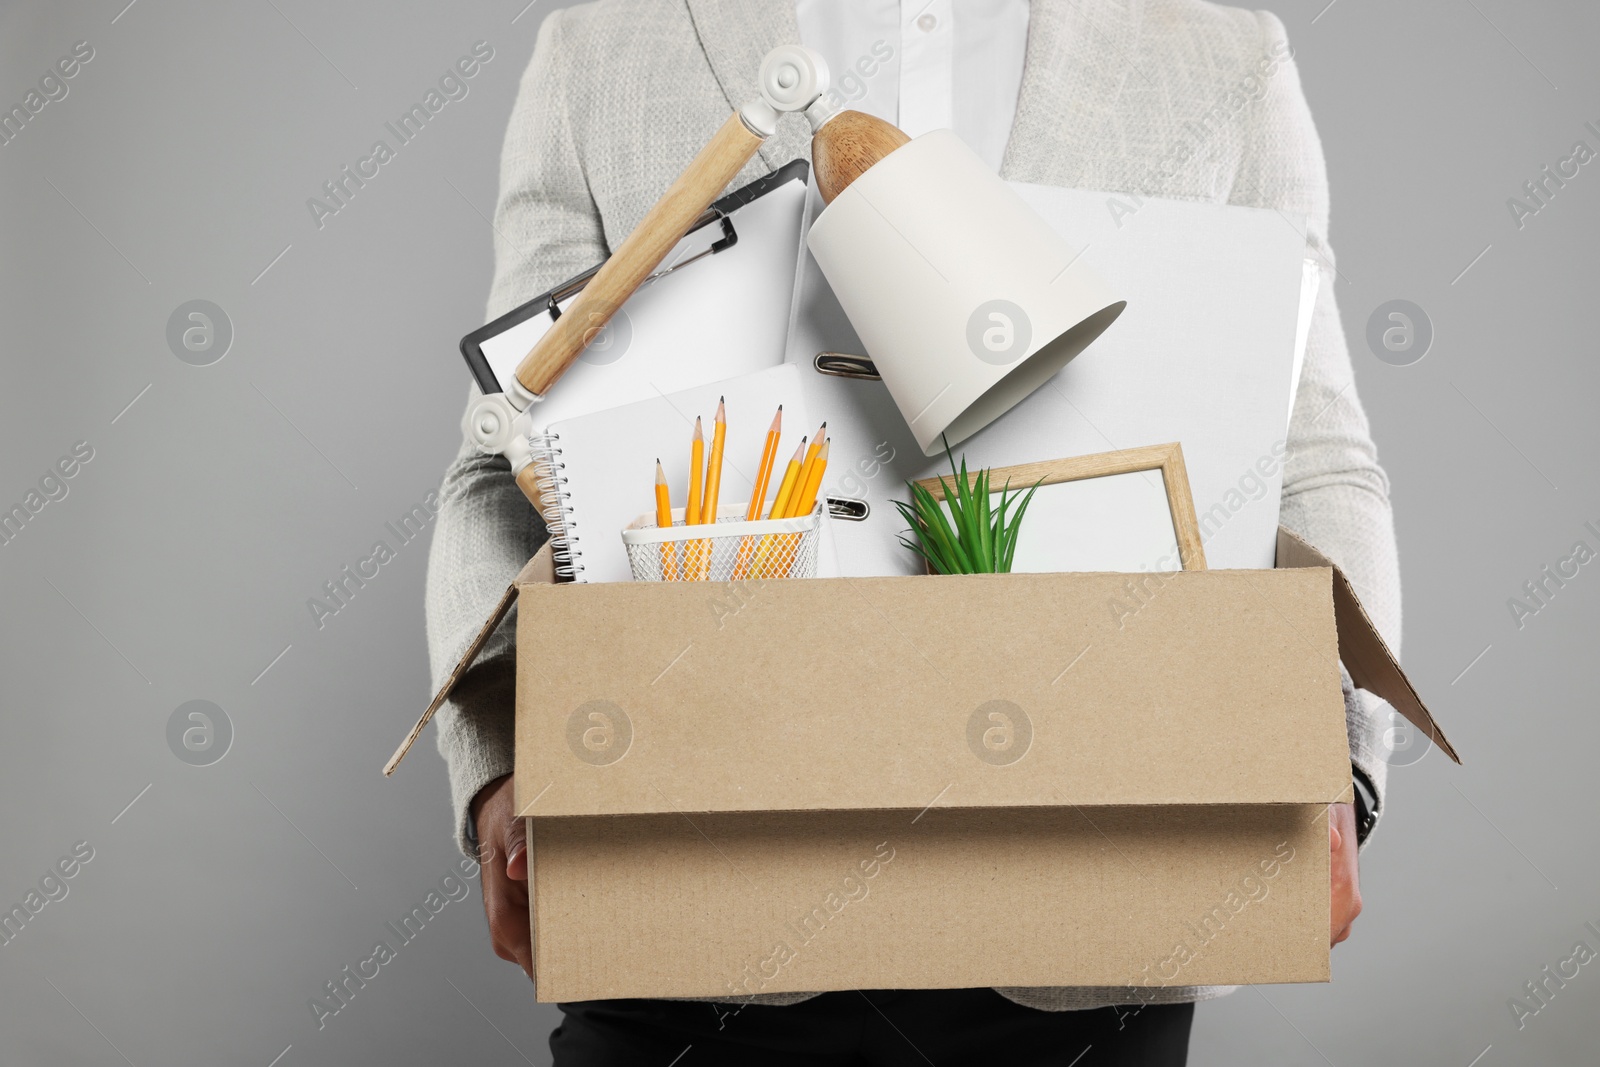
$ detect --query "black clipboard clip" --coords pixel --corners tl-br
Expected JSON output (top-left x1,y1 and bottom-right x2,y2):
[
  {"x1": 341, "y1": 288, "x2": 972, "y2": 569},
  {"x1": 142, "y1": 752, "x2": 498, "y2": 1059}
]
[{"x1": 547, "y1": 211, "x2": 739, "y2": 323}]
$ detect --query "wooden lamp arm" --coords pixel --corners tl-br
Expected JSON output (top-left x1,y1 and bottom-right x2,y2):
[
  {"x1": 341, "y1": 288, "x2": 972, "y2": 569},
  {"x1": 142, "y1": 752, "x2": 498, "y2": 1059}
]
[
  {"x1": 508, "y1": 45, "x2": 836, "y2": 406},
  {"x1": 510, "y1": 111, "x2": 766, "y2": 400}
]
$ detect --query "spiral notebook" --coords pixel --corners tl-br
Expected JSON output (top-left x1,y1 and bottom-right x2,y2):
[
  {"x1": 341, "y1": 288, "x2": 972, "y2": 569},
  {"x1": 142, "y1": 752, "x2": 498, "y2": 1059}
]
[{"x1": 529, "y1": 363, "x2": 833, "y2": 583}]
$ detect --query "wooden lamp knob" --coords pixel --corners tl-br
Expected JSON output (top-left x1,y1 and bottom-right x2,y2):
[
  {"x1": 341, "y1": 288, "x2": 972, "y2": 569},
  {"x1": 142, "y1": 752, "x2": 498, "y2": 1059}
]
[{"x1": 811, "y1": 110, "x2": 910, "y2": 204}]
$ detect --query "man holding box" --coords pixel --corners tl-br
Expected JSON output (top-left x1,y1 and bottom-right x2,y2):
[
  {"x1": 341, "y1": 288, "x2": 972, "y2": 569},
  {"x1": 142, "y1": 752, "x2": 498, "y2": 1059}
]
[{"x1": 426, "y1": 1, "x2": 1387, "y2": 1062}]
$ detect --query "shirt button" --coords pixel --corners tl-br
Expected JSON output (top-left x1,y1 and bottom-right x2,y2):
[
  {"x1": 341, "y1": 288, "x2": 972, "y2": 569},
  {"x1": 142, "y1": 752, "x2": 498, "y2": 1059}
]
[{"x1": 917, "y1": 12, "x2": 938, "y2": 31}]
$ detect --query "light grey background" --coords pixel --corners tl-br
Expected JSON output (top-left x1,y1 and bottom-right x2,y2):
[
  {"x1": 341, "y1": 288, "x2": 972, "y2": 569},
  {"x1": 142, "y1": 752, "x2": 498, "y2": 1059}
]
[{"x1": 0, "y1": 1, "x2": 1594, "y2": 1064}]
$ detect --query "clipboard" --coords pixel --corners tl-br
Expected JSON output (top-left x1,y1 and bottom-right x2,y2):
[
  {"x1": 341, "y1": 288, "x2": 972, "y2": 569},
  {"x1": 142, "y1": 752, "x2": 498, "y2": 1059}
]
[{"x1": 460, "y1": 159, "x2": 811, "y2": 413}]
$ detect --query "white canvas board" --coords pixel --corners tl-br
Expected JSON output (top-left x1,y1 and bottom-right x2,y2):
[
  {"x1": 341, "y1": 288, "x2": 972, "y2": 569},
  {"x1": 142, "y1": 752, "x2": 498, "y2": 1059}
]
[
  {"x1": 1002, "y1": 471, "x2": 1180, "y2": 574},
  {"x1": 931, "y1": 468, "x2": 1181, "y2": 574}
]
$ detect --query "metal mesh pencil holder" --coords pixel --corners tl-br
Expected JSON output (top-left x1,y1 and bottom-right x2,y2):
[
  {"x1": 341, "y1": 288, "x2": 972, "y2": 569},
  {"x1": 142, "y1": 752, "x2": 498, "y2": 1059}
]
[{"x1": 621, "y1": 504, "x2": 823, "y2": 582}]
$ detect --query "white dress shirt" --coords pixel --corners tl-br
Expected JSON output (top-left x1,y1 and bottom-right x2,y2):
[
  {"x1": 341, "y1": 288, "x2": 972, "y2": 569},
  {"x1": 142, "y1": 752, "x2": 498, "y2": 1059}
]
[{"x1": 794, "y1": 0, "x2": 1030, "y2": 173}]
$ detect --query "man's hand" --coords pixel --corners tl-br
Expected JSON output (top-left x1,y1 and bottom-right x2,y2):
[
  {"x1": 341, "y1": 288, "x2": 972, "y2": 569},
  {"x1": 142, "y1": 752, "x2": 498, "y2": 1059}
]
[
  {"x1": 472, "y1": 774, "x2": 533, "y2": 979},
  {"x1": 1329, "y1": 802, "x2": 1362, "y2": 947}
]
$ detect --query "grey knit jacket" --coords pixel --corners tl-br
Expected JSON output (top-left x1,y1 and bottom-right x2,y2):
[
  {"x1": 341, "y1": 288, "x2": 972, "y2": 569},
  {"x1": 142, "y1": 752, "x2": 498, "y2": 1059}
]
[{"x1": 424, "y1": 0, "x2": 1399, "y2": 1012}]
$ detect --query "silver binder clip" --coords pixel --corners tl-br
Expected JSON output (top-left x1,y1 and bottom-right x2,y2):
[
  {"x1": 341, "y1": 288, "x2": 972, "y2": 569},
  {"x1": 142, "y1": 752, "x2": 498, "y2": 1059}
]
[
  {"x1": 826, "y1": 496, "x2": 869, "y2": 521},
  {"x1": 813, "y1": 352, "x2": 880, "y2": 381}
]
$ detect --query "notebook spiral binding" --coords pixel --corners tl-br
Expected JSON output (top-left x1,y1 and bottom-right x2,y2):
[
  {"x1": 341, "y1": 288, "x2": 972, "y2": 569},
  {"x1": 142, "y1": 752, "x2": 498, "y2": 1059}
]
[{"x1": 527, "y1": 430, "x2": 583, "y2": 581}]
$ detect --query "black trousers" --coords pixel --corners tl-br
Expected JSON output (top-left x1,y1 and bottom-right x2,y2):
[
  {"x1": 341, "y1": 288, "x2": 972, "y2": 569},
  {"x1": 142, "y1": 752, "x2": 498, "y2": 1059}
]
[{"x1": 551, "y1": 989, "x2": 1193, "y2": 1066}]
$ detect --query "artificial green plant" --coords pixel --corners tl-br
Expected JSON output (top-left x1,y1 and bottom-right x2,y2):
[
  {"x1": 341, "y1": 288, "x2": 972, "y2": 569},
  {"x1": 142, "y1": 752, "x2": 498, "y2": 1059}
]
[{"x1": 895, "y1": 445, "x2": 1039, "y2": 575}]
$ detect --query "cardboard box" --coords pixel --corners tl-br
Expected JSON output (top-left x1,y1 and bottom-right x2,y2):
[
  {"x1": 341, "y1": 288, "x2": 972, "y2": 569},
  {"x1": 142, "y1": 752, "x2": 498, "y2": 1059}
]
[{"x1": 389, "y1": 528, "x2": 1456, "y2": 1003}]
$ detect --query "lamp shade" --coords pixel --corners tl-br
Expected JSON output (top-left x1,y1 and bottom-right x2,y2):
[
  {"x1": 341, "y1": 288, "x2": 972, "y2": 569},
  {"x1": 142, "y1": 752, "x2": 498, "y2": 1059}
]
[{"x1": 807, "y1": 129, "x2": 1126, "y2": 455}]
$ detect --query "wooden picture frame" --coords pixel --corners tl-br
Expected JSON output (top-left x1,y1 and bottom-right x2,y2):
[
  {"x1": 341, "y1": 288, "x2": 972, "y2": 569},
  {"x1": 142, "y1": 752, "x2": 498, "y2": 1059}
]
[{"x1": 912, "y1": 442, "x2": 1208, "y2": 571}]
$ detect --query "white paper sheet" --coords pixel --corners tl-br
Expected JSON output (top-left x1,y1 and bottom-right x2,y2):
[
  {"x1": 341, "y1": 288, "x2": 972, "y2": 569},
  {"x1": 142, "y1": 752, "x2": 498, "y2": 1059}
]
[{"x1": 786, "y1": 182, "x2": 1312, "y2": 575}]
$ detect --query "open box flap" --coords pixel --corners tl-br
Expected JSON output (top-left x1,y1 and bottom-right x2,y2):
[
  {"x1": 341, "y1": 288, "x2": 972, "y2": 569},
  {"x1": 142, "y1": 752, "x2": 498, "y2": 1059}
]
[
  {"x1": 1275, "y1": 526, "x2": 1460, "y2": 764},
  {"x1": 383, "y1": 544, "x2": 555, "y2": 776}
]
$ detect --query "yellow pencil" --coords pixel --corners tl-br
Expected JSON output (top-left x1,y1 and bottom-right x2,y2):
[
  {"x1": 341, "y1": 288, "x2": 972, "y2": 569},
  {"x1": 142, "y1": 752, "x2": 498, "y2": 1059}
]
[
  {"x1": 780, "y1": 438, "x2": 829, "y2": 575},
  {"x1": 732, "y1": 406, "x2": 783, "y2": 580},
  {"x1": 790, "y1": 422, "x2": 825, "y2": 516},
  {"x1": 767, "y1": 438, "x2": 805, "y2": 520},
  {"x1": 686, "y1": 416, "x2": 705, "y2": 524},
  {"x1": 696, "y1": 399, "x2": 727, "y2": 580},
  {"x1": 685, "y1": 416, "x2": 706, "y2": 581},
  {"x1": 746, "y1": 405, "x2": 782, "y2": 521},
  {"x1": 654, "y1": 459, "x2": 679, "y2": 581},
  {"x1": 751, "y1": 440, "x2": 805, "y2": 577},
  {"x1": 701, "y1": 398, "x2": 727, "y2": 523},
  {"x1": 790, "y1": 437, "x2": 829, "y2": 518}
]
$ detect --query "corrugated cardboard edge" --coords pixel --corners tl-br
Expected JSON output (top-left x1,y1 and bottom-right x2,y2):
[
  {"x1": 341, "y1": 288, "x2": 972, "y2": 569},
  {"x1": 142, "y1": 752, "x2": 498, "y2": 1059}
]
[
  {"x1": 382, "y1": 544, "x2": 556, "y2": 776},
  {"x1": 1275, "y1": 527, "x2": 1460, "y2": 764}
]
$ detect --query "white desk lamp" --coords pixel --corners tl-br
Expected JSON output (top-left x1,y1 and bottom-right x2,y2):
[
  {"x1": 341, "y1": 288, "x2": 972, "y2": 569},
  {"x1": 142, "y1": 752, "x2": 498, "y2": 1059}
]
[{"x1": 466, "y1": 45, "x2": 1123, "y2": 512}]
